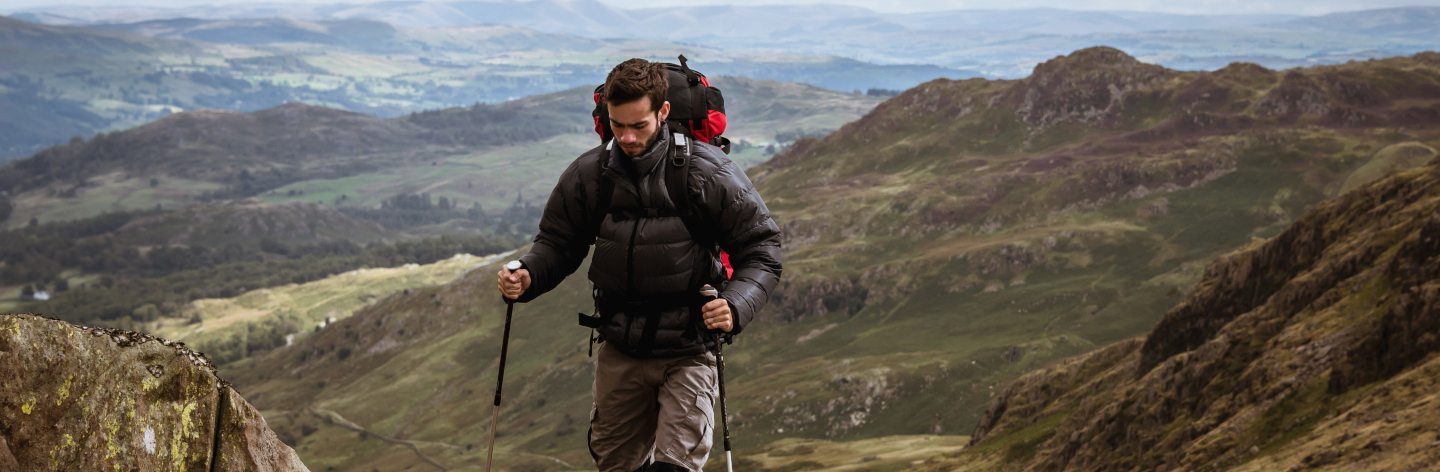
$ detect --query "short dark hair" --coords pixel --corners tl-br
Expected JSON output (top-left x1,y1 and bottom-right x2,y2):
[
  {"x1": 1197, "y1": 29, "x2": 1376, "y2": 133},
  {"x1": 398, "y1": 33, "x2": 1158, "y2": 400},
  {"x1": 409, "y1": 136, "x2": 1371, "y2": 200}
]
[{"x1": 603, "y1": 58, "x2": 668, "y2": 113}]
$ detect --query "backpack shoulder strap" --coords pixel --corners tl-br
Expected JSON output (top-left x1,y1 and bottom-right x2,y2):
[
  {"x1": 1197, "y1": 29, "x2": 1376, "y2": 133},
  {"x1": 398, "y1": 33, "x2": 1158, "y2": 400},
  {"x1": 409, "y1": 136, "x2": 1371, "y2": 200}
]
[
  {"x1": 666, "y1": 133, "x2": 692, "y2": 217},
  {"x1": 592, "y1": 141, "x2": 615, "y2": 232},
  {"x1": 666, "y1": 133, "x2": 719, "y2": 260}
]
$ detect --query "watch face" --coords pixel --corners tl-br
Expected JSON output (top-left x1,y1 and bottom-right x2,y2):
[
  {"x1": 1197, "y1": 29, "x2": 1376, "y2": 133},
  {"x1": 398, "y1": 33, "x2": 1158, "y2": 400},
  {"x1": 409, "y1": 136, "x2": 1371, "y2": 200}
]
[{"x1": 506, "y1": 261, "x2": 523, "y2": 271}]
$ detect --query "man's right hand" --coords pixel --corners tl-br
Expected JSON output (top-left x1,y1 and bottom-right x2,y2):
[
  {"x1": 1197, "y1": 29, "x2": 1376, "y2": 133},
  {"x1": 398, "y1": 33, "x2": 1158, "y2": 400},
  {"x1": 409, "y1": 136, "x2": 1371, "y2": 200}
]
[{"x1": 497, "y1": 265, "x2": 531, "y2": 300}]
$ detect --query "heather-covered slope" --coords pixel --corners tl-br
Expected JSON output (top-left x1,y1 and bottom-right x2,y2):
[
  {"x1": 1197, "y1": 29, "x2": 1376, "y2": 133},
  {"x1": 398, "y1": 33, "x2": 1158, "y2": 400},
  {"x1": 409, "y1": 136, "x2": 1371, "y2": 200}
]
[{"x1": 943, "y1": 155, "x2": 1440, "y2": 472}]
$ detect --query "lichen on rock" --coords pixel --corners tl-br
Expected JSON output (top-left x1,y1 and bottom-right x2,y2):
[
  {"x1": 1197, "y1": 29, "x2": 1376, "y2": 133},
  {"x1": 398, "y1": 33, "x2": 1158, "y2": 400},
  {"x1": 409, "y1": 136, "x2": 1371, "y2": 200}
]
[{"x1": 0, "y1": 314, "x2": 309, "y2": 471}]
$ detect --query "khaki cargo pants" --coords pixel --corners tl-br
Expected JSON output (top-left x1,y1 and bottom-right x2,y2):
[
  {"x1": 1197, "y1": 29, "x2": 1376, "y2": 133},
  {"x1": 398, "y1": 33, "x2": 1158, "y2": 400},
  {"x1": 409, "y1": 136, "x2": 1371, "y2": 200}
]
[{"x1": 590, "y1": 342, "x2": 717, "y2": 472}]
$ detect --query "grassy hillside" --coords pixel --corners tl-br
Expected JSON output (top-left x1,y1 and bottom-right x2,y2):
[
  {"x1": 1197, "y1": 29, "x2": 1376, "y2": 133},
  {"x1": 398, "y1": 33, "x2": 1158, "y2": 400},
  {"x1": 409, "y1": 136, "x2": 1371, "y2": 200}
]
[
  {"x1": 941, "y1": 155, "x2": 1440, "y2": 471},
  {"x1": 205, "y1": 49, "x2": 1440, "y2": 470},
  {"x1": 162, "y1": 251, "x2": 515, "y2": 366}
]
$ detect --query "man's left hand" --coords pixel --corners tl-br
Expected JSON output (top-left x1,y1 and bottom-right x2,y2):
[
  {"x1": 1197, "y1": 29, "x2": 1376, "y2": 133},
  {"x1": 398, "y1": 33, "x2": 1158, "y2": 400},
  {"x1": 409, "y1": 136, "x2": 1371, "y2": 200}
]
[{"x1": 702, "y1": 298, "x2": 732, "y2": 332}]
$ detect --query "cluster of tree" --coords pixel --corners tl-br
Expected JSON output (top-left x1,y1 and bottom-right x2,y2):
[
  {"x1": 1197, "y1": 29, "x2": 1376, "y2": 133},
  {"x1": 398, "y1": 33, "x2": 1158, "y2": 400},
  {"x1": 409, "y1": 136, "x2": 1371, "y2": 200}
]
[
  {"x1": 0, "y1": 209, "x2": 161, "y2": 286},
  {"x1": 29, "y1": 233, "x2": 518, "y2": 326},
  {"x1": 201, "y1": 167, "x2": 322, "y2": 201},
  {"x1": 380, "y1": 192, "x2": 455, "y2": 210},
  {"x1": 194, "y1": 311, "x2": 306, "y2": 365}
]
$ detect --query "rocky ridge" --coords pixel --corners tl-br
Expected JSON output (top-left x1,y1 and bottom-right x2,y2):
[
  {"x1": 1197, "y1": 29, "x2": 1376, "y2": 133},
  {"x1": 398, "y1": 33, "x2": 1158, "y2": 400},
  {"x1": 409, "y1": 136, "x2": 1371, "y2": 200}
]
[
  {"x1": 0, "y1": 313, "x2": 308, "y2": 471},
  {"x1": 945, "y1": 156, "x2": 1440, "y2": 471}
]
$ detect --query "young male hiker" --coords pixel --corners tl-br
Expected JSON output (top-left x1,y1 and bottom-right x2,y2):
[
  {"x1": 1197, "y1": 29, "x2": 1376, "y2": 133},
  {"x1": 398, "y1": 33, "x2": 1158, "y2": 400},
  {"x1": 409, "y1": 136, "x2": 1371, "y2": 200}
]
[{"x1": 496, "y1": 58, "x2": 783, "y2": 472}]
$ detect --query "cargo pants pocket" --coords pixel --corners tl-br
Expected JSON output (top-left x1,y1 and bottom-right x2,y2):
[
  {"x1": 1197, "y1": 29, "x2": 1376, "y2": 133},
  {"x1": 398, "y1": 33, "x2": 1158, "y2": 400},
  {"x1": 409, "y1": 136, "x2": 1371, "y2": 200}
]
[{"x1": 686, "y1": 391, "x2": 715, "y2": 460}]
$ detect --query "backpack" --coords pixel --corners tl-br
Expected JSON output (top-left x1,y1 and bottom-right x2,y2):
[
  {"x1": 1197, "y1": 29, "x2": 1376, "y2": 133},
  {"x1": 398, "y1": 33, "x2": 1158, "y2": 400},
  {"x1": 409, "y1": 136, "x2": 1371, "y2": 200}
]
[{"x1": 592, "y1": 55, "x2": 731, "y2": 154}]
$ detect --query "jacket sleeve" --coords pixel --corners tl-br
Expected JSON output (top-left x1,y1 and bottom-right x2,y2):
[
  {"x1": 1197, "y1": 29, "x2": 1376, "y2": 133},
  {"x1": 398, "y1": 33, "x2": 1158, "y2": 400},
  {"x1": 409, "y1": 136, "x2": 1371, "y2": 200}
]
[
  {"x1": 515, "y1": 158, "x2": 596, "y2": 303},
  {"x1": 699, "y1": 156, "x2": 783, "y2": 335}
]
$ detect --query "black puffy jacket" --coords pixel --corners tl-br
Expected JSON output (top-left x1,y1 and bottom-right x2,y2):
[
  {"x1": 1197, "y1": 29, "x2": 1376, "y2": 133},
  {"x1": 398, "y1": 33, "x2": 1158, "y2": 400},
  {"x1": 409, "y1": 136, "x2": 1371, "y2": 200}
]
[{"x1": 516, "y1": 125, "x2": 783, "y2": 358}]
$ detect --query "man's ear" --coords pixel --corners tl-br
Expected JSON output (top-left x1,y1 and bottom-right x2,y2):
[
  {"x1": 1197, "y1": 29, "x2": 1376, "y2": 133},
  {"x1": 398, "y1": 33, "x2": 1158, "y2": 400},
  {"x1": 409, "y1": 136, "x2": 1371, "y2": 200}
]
[{"x1": 658, "y1": 101, "x2": 670, "y2": 122}]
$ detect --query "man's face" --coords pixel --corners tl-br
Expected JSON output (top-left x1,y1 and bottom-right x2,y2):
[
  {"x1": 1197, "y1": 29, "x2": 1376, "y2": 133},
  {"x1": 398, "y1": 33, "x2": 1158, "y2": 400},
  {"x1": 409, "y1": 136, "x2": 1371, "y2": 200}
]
[{"x1": 608, "y1": 96, "x2": 670, "y2": 157}]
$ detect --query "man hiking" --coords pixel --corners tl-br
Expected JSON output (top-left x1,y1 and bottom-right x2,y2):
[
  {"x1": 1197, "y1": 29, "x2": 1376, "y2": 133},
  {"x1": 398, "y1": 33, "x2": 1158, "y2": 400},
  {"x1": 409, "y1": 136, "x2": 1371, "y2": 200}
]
[{"x1": 496, "y1": 58, "x2": 783, "y2": 472}]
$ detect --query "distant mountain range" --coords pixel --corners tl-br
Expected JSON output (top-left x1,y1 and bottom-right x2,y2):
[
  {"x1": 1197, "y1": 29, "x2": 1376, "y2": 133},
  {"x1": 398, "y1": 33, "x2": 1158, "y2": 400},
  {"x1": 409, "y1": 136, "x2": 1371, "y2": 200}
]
[
  {"x1": 3, "y1": 1, "x2": 1304, "y2": 34},
  {"x1": 3, "y1": 3, "x2": 1437, "y2": 157},
  {"x1": 10, "y1": 2, "x2": 1440, "y2": 77}
]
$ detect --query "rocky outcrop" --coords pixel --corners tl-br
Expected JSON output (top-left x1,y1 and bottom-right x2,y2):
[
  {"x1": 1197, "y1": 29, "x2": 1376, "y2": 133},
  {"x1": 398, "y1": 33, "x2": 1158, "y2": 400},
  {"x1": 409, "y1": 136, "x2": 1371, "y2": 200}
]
[
  {"x1": 0, "y1": 314, "x2": 308, "y2": 471},
  {"x1": 950, "y1": 158, "x2": 1440, "y2": 471},
  {"x1": 1006, "y1": 46, "x2": 1169, "y2": 128}
]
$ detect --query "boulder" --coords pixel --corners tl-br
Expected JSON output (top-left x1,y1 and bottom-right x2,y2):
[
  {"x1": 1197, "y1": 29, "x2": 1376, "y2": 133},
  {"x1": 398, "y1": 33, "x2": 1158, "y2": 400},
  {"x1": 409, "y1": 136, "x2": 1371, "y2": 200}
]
[{"x1": 0, "y1": 313, "x2": 308, "y2": 471}]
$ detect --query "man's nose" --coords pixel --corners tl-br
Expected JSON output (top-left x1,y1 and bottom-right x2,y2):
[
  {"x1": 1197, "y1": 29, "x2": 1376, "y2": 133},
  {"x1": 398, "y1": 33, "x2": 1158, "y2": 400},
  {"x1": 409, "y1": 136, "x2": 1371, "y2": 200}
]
[{"x1": 619, "y1": 130, "x2": 637, "y2": 143}]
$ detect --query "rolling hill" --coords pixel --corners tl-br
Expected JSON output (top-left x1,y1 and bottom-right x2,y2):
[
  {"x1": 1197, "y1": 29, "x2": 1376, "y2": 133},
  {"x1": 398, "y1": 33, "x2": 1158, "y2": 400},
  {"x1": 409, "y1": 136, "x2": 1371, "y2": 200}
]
[
  {"x1": 198, "y1": 48, "x2": 1440, "y2": 470},
  {"x1": 0, "y1": 76, "x2": 882, "y2": 229}
]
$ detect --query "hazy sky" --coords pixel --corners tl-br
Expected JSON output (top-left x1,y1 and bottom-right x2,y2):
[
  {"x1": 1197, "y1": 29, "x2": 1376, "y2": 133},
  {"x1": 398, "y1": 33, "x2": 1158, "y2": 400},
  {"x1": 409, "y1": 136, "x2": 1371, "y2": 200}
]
[{"x1": 4, "y1": 0, "x2": 1435, "y2": 16}]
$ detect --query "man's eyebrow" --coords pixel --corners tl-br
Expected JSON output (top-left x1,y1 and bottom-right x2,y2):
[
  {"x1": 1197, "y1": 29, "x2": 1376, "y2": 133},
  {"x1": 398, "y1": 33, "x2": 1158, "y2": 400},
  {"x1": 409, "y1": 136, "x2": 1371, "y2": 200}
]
[{"x1": 610, "y1": 118, "x2": 649, "y2": 128}]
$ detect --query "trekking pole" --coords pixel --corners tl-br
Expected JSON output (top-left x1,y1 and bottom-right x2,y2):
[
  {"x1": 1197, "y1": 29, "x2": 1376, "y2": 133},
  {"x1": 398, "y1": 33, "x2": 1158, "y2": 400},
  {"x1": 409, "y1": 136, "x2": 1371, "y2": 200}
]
[
  {"x1": 486, "y1": 260, "x2": 522, "y2": 472},
  {"x1": 700, "y1": 285, "x2": 735, "y2": 472}
]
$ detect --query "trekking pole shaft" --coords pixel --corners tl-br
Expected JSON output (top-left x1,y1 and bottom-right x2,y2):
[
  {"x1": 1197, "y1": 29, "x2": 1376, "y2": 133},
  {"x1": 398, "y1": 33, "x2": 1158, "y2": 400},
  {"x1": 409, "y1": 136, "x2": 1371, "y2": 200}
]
[
  {"x1": 715, "y1": 337, "x2": 733, "y2": 472},
  {"x1": 494, "y1": 301, "x2": 514, "y2": 406},
  {"x1": 485, "y1": 299, "x2": 516, "y2": 472}
]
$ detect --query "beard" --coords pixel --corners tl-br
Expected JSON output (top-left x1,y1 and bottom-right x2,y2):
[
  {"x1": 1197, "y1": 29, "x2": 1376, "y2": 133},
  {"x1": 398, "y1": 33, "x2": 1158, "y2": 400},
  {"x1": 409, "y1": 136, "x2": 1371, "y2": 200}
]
[{"x1": 620, "y1": 122, "x2": 663, "y2": 157}]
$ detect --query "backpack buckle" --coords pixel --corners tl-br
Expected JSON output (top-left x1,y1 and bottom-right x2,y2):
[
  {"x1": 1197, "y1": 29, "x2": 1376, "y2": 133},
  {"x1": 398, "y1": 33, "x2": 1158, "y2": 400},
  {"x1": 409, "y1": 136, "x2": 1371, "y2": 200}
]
[{"x1": 670, "y1": 133, "x2": 688, "y2": 167}]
